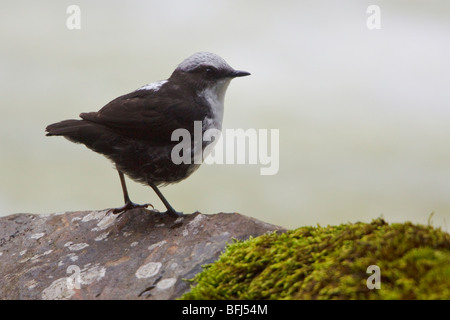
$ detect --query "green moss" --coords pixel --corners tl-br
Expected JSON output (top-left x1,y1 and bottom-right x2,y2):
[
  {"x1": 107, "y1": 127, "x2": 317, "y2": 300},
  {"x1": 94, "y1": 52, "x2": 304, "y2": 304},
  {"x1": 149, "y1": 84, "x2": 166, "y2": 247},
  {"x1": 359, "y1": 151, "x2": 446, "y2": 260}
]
[{"x1": 180, "y1": 219, "x2": 450, "y2": 300}]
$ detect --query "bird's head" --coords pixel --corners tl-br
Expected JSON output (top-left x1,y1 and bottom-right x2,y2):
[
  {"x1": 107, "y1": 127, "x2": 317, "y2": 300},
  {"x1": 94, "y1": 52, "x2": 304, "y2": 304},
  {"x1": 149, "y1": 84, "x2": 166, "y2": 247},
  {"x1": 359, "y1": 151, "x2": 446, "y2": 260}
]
[{"x1": 170, "y1": 52, "x2": 250, "y2": 99}]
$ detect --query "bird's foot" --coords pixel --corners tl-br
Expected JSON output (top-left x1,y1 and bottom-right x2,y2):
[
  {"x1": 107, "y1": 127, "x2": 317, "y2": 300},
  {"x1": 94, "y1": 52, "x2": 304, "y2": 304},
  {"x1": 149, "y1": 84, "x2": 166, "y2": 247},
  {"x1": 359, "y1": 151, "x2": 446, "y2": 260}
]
[
  {"x1": 110, "y1": 201, "x2": 153, "y2": 215},
  {"x1": 165, "y1": 209, "x2": 184, "y2": 219},
  {"x1": 150, "y1": 208, "x2": 183, "y2": 219}
]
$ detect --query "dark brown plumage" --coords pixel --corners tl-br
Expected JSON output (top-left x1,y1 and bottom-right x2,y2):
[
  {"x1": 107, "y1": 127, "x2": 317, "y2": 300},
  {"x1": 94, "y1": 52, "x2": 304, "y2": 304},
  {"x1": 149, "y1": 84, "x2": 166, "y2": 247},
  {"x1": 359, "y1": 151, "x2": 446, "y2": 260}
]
[{"x1": 46, "y1": 52, "x2": 250, "y2": 217}]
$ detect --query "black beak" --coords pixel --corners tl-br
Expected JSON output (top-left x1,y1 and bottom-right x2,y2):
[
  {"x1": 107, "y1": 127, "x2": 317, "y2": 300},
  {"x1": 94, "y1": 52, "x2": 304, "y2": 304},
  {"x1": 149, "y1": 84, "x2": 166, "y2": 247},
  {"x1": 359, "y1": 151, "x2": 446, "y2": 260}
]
[{"x1": 230, "y1": 70, "x2": 251, "y2": 78}]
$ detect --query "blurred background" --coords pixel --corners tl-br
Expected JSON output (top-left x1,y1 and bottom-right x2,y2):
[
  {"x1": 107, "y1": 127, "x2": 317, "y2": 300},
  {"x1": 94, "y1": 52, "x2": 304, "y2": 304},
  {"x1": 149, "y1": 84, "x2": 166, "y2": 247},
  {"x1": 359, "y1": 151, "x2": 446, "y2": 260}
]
[{"x1": 1, "y1": 0, "x2": 449, "y2": 230}]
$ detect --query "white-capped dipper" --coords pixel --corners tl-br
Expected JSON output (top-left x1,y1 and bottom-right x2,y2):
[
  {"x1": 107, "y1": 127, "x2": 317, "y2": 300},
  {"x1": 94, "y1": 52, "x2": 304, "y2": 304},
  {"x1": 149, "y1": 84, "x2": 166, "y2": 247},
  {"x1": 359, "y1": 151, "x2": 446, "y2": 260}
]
[{"x1": 45, "y1": 52, "x2": 250, "y2": 217}]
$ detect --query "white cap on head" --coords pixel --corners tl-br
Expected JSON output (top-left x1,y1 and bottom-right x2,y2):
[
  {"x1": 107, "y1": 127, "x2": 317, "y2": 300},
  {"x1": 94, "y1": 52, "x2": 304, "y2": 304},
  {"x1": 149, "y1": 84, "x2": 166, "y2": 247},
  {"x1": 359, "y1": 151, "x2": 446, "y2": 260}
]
[{"x1": 177, "y1": 52, "x2": 233, "y2": 72}]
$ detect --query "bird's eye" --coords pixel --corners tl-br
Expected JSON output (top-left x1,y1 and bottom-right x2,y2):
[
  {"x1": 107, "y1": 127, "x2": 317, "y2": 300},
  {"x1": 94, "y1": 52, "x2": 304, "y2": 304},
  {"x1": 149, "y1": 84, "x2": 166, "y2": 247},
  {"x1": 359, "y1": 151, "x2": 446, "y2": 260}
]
[{"x1": 205, "y1": 67, "x2": 216, "y2": 76}]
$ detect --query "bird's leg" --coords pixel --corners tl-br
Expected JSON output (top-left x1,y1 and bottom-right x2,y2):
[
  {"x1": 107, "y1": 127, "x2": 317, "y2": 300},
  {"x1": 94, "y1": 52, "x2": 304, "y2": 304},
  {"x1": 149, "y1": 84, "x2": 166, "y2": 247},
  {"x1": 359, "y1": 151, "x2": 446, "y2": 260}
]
[
  {"x1": 148, "y1": 181, "x2": 183, "y2": 218},
  {"x1": 111, "y1": 170, "x2": 153, "y2": 214}
]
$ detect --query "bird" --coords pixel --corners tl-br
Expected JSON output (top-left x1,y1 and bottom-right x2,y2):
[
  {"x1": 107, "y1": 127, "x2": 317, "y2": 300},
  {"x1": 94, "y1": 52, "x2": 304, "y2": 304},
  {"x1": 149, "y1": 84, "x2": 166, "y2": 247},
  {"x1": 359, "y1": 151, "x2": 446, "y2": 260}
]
[{"x1": 45, "y1": 52, "x2": 250, "y2": 218}]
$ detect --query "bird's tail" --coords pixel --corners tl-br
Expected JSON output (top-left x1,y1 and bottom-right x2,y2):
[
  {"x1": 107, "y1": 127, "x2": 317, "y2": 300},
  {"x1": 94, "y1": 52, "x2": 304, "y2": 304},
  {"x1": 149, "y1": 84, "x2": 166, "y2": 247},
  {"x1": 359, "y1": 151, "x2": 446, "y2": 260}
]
[
  {"x1": 45, "y1": 119, "x2": 119, "y2": 152},
  {"x1": 46, "y1": 118, "x2": 135, "y2": 165},
  {"x1": 46, "y1": 119, "x2": 92, "y2": 143}
]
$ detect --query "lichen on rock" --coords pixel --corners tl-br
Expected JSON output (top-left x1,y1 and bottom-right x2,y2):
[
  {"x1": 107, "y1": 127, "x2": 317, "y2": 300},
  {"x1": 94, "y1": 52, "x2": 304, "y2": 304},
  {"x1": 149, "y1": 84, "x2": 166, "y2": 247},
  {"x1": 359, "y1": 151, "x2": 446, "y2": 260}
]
[
  {"x1": 181, "y1": 218, "x2": 450, "y2": 300},
  {"x1": 0, "y1": 209, "x2": 284, "y2": 299}
]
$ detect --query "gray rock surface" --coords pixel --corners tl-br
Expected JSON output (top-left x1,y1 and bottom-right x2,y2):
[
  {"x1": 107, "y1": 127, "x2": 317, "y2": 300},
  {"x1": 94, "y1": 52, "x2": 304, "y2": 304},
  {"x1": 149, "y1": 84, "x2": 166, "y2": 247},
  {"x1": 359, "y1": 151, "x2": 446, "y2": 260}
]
[{"x1": 0, "y1": 209, "x2": 284, "y2": 300}]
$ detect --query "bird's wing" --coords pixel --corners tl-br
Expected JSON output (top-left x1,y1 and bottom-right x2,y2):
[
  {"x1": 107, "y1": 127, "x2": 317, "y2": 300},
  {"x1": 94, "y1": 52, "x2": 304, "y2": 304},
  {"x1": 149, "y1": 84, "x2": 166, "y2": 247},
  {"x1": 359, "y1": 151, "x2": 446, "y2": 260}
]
[{"x1": 80, "y1": 88, "x2": 207, "y2": 144}]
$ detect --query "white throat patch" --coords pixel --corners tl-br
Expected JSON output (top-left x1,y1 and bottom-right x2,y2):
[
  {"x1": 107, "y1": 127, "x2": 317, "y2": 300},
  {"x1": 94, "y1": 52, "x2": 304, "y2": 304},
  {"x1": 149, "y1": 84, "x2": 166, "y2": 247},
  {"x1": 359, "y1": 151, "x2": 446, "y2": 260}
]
[{"x1": 200, "y1": 79, "x2": 231, "y2": 131}]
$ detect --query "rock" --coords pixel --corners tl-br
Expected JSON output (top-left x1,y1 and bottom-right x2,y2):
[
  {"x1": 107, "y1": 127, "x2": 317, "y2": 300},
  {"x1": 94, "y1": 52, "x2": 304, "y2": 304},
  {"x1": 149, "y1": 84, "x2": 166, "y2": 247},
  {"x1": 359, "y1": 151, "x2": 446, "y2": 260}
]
[{"x1": 0, "y1": 209, "x2": 284, "y2": 300}]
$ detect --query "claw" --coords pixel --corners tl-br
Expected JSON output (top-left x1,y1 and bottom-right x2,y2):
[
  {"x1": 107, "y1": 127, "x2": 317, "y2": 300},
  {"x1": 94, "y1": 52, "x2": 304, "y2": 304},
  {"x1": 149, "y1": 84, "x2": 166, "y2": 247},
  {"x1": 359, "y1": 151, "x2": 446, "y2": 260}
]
[
  {"x1": 165, "y1": 209, "x2": 184, "y2": 219},
  {"x1": 110, "y1": 201, "x2": 153, "y2": 215}
]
